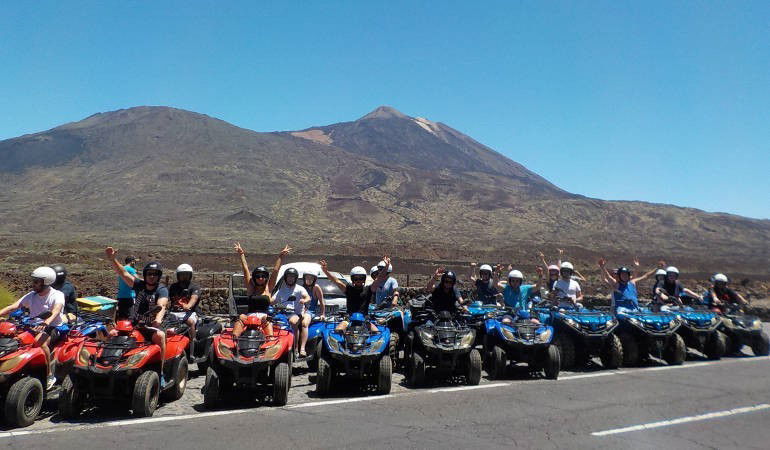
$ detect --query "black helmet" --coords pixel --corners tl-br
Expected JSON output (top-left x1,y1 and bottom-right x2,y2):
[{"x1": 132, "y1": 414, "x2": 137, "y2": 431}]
[
  {"x1": 143, "y1": 261, "x2": 163, "y2": 278},
  {"x1": 50, "y1": 264, "x2": 67, "y2": 285},
  {"x1": 284, "y1": 268, "x2": 299, "y2": 283},
  {"x1": 441, "y1": 271, "x2": 457, "y2": 283},
  {"x1": 617, "y1": 266, "x2": 631, "y2": 277},
  {"x1": 251, "y1": 266, "x2": 269, "y2": 281}
]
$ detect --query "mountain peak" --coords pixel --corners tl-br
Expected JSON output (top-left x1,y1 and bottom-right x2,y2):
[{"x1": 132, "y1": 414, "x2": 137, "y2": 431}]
[{"x1": 359, "y1": 106, "x2": 410, "y2": 121}]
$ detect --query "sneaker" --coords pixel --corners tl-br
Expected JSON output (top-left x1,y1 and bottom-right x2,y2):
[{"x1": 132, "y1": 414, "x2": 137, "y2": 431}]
[
  {"x1": 160, "y1": 375, "x2": 168, "y2": 389},
  {"x1": 46, "y1": 375, "x2": 56, "y2": 391}
]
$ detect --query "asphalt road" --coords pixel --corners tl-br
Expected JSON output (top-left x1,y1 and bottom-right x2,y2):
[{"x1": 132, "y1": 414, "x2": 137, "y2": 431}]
[{"x1": 2, "y1": 327, "x2": 769, "y2": 449}]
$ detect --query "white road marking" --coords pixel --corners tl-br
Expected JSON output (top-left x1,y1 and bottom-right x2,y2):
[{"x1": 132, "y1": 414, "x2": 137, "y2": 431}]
[
  {"x1": 591, "y1": 403, "x2": 770, "y2": 436},
  {"x1": 558, "y1": 372, "x2": 622, "y2": 380},
  {"x1": 429, "y1": 383, "x2": 508, "y2": 393},
  {"x1": 288, "y1": 395, "x2": 395, "y2": 409}
]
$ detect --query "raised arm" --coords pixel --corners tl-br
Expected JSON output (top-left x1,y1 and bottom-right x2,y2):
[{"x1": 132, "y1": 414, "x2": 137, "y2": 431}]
[
  {"x1": 538, "y1": 251, "x2": 548, "y2": 270},
  {"x1": 268, "y1": 244, "x2": 292, "y2": 292},
  {"x1": 469, "y1": 263, "x2": 477, "y2": 282},
  {"x1": 597, "y1": 258, "x2": 616, "y2": 289},
  {"x1": 105, "y1": 247, "x2": 136, "y2": 287},
  {"x1": 631, "y1": 258, "x2": 664, "y2": 284},
  {"x1": 320, "y1": 259, "x2": 346, "y2": 291},
  {"x1": 369, "y1": 257, "x2": 391, "y2": 292},
  {"x1": 426, "y1": 267, "x2": 443, "y2": 292},
  {"x1": 233, "y1": 242, "x2": 252, "y2": 287}
]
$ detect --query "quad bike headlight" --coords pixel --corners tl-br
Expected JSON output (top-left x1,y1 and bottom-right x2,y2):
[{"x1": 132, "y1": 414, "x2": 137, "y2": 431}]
[
  {"x1": 500, "y1": 327, "x2": 515, "y2": 341},
  {"x1": 751, "y1": 319, "x2": 762, "y2": 330},
  {"x1": 536, "y1": 328, "x2": 553, "y2": 343},
  {"x1": 327, "y1": 335, "x2": 341, "y2": 353},
  {"x1": 564, "y1": 318, "x2": 577, "y2": 328},
  {"x1": 605, "y1": 319, "x2": 616, "y2": 328},
  {"x1": 121, "y1": 351, "x2": 148, "y2": 368},
  {"x1": 262, "y1": 342, "x2": 282, "y2": 360},
  {"x1": 77, "y1": 347, "x2": 91, "y2": 366},
  {"x1": 669, "y1": 319, "x2": 677, "y2": 328},
  {"x1": 364, "y1": 336, "x2": 385, "y2": 355},
  {"x1": 217, "y1": 340, "x2": 233, "y2": 359},
  {"x1": 710, "y1": 317, "x2": 718, "y2": 325},
  {"x1": 459, "y1": 331, "x2": 475, "y2": 349},
  {"x1": 419, "y1": 329, "x2": 434, "y2": 346}
]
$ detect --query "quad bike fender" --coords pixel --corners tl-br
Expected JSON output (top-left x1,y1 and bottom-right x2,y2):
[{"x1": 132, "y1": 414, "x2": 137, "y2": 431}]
[{"x1": 0, "y1": 346, "x2": 47, "y2": 377}]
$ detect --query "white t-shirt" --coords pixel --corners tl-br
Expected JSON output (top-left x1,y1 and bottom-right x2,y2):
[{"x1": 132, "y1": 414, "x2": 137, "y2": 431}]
[
  {"x1": 553, "y1": 279, "x2": 581, "y2": 301},
  {"x1": 272, "y1": 284, "x2": 309, "y2": 314},
  {"x1": 19, "y1": 288, "x2": 66, "y2": 326}
]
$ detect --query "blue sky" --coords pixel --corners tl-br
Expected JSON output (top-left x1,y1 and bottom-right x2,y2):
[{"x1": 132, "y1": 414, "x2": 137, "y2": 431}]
[{"x1": 1, "y1": 1, "x2": 768, "y2": 218}]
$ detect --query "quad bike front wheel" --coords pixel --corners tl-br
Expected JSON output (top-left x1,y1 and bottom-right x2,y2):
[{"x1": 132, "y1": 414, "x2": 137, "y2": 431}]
[
  {"x1": 5, "y1": 376, "x2": 43, "y2": 428},
  {"x1": 490, "y1": 345, "x2": 507, "y2": 380},
  {"x1": 408, "y1": 351, "x2": 426, "y2": 387},
  {"x1": 543, "y1": 345, "x2": 561, "y2": 380},
  {"x1": 376, "y1": 355, "x2": 392, "y2": 395},
  {"x1": 664, "y1": 334, "x2": 686, "y2": 366},
  {"x1": 554, "y1": 335, "x2": 575, "y2": 369},
  {"x1": 202, "y1": 367, "x2": 220, "y2": 409},
  {"x1": 132, "y1": 371, "x2": 160, "y2": 417},
  {"x1": 58, "y1": 374, "x2": 83, "y2": 419},
  {"x1": 273, "y1": 361, "x2": 291, "y2": 406},
  {"x1": 704, "y1": 331, "x2": 726, "y2": 360},
  {"x1": 163, "y1": 355, "x2": 189, "y2": 401},
  {"x1": 751, "y1": 332, "x2": 770, "y2": 357},
  {"x1": 466, "y1": 349, "x2": 482, "y2": 385},
  {"x1": 316, "y1": 355, "x2": 333, "y2": 395},
  {"x1": 600, "y1": 334, "x2": 623, "y2": 369},
  {"x1": 618, "y1": 332, "x2": 640, "y2": 367}
]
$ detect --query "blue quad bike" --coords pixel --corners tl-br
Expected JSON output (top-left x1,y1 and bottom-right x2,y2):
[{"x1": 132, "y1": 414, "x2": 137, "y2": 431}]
[
  {"x1": 405, "y1": 309, "x2": 481, "y2": 387},
  {"x1": 305, "y1": 309, "x2": 345, "y2": 371},
  {"x1": 717, "y1": 305, "x2": 769, "y2": 357},
  {"x1": 667, "y1": 305, "x2": 725, "y2": 360},
  {"x1": 315, "y1": 312, "x2": 392, "y2": 396},
  {"x1": 467, "y1": 301, "x2": 502, "y2": 346},
  {"x1": 483, "y1": 309, "x2": 560, "y2": 380},
  {"x1": 369, "y1": 298, "x2": 411, "y2": 370},
  {"x1": 531, "y1": 305, "x2": 622, "y2": 370},
  {"x1": 615, "y1": 307, "x2": 686, "y2": 366}
]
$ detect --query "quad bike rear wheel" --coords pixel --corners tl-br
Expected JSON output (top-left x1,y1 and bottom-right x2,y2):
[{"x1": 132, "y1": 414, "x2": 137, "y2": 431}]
[
  {"x1": 132, "y1": 371, "x2": 160, "y2": 417},
  {"x1": 316, "y1": 355, "x2": 333, "y2": 395},
  {"x1": 543, "y1": 345, "x2": 560, "y2": 380},
  {"x1": 554, "y1": 334, "x2": 575, "y2": 369},
  {"x1": 202, "y1": 367, "x2": 220, "y2": 408},
  {"x1": 664, "y1": 334, "x2": 686, "y2": 366},
  {"x1": 164, "y1": 355, "x2": 188, "y2": 401},
  {"x1": 5, "y1": 376, "x2": 43, "y2": 428},
  {"x1": 408, "y1": 351, "x2": 426, "y2": 387},
  {"x1": 618, "y1": 332, "x2": 639, "y2": 367},
  {"x1": 466, "y1": 349, "x2": 482, "y2": 385},
  {"x1": 751, "y1": 332, "x2": 770, "y2": 357},
  {"x1": 376, "y1": 355, "x2": 392, "y2": 395},
  {"x1": 490, "y1": 345, "x2": 507, "y2": 380},
  {"x1": 704, "y1": 331, "x2": 726, "y2": 360},
  {"x1": 58, "y1": 374, "x2": 83, "y2": 419},
  {"x1": 600, "y1": 334, "x2": 623, "y2": 369},
  {"x1": 273, "y1": 361, "x2": 291, "y2": 406},
  {"x1": 725, "y1": 333, "x2": 743, "y2": 355}
]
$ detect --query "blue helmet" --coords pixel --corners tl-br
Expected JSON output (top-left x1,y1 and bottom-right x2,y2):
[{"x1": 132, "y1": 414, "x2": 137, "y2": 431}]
[{"x1": 350, "y1": 312, "x2": 366, "y2": 323}]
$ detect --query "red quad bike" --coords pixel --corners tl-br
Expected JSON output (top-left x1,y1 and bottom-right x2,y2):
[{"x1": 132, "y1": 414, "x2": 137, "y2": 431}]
[
  {"x1": 58, "y1": 307, "x2": 190, "y2": 418},
  {"x1": 53, "y1": 312, "x2": 112, "y2": 382},
  {"x1": 202, "y1": 310, "x2": 293, "y2": 408}
]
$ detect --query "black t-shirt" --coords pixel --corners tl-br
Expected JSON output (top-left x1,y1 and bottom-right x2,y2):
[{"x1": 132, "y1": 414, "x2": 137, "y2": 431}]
[
  {"x1": 55, "y1": 281, "x2": 77, "y2": 314},
  {"x1": 655, "y1": 280, "x2": 683, "y2": 303},
  {"x1": 711, "y1": 287, "x2": 740, "y2": 307},
  {"x1": 475, "y1": 279, "x2": 499, "y2": 305},
  {"x1": 345, "y1": 285, "x2": 373, "y2": 314},
  {"x1": 168, "y1": 282, "x2": 202, "y2": 313},
  {"x1": 129, "y1": 280, "x2": 169, "y2": 322},
  {"x1": 247, "y1": 294, "x2": 271, "y2": 314},
  {"x1": 430, "y1": 286, "x2": 462, "y2": 313}
]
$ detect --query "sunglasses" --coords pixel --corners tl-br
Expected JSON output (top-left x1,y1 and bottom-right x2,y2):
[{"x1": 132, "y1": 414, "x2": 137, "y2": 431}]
[
  {"x1": 443, "y1": 279, "x2": 455, "y2": 284},
  {"x1": 145, "y1": 271, "x2": 161, "y2": 277},
  {"x1": 31, "y1": 278, "x2": 45, "y2": 285},
  {"x1": 351, "y1": 276, "x2": 366, "y2": 282},
  {"x1": 254, "y1": 273, "x2": 268, "y2": 279}
]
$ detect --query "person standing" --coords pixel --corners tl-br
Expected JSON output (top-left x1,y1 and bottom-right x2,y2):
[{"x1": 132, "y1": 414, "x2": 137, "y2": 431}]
[{"x1": 116, "y1": 255, "x2": 139, "y2": 319}]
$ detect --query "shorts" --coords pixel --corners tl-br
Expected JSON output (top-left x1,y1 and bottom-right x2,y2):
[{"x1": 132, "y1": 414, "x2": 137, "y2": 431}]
[
  {"x1": 117, "y1": 298, "x2": 134, "y2": 319},
  {"x1": 245, "y1": 312, "x2": 268, "y2": 319},
  {"x1": 171, "y1": 311, "x2": 198, "y2": 323},
  {"x1": 42, "y1": 326, "x2": 61, "y2": 345}
]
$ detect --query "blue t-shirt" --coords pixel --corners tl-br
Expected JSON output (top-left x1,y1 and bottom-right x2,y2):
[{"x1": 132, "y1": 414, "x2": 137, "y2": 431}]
[
  {"x1": 375, "y1": 277, "x2": 399, "y2": 304},
  {"x1": 613, "y1": 282, "x2": 639, "y2": 311},
  {"x1": 503, "y1": 284, "x2": 534, "y2": 311},
  {"x1": 118, "y1": 265, "x2": 138, "y2": 299}
]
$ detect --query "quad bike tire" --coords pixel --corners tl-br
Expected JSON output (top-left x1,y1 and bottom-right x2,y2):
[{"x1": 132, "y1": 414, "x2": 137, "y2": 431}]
[
  {"x1": 202, "y1": 367, "x2": 220, "y2": 409},
  {"x1": 543, "y1": 345, "x2": 561, "y2": 380},
  {"x1": 273, "y1": 361, "x2": 291, "y2": 406},
  {"x1": 490, "y1": 345, "x2": 507, "y2": 380},
  {"x1": 5, "y1": 376, "x2": 43, "y2": 428},
  {"x1": 618, "y1": 332, "x2": 640, "y2": 367},
  {"x1": 306, "y1": 341, "x2": 319, "y2": 371},
  {"x1": 197, "y1": 345, "x2": 211, "y2": 374},
  {"x1": 58, "y1": 374, "x2": 83, "y2": 419},
  {"x1": 389, "y1": 333, "x2": 399, "y2": 362},
  {"x1": 376, "y1": 355, "x2": 392, "y2": 395},
  {"x1": 408, "y1": 351, "x2": 426, "y2": 387},
  {"x1": 554, "y1": 334, "x2": 575, "y2": 369},
  {"x1": 600, "y1": 334, "x2": 623, "y2": 369},
  {"x1": 316, "y1": 355, "x2": 333, "y2": 395},
  {"x1": 664, "y1": 334, "x2": 686, "y2": 366},
  {"x1": 751, "y1": 332, "x2": 770, "y2": 357},
  {"x1": 704, "y1": 331, "x2": 726, "y2": 360},
  {"x1": 725, "y1": 334, "x2": 744, "y2": 355},
  {"x1": 132, "y1": 371, "x2": 160, "y2": 417},
  {"x1": 163, "y1": 355, "x2": 189, "y2": 401},
  {"x1": 466, "y1": 349, "x2": 482, "y2": 385}
]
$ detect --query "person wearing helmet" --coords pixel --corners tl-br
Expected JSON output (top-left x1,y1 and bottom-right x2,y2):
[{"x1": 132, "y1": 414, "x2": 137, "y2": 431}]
[
  {"x1": 539, "y1": 249, "x2": 587, "y2": 282},
  {"x1": 272, "y1": 266, "x2": 311, "y2": 357},
  {"x1": 499, "y1": 268, "x2": 542, "y2": 314},
  {"x1": 598, "y1": 259, "x2": 660, "y2": 313},
  {"x1": 704, "y1": 273, "x2": 747, "y2": 312},
  {"x1": 105, "y1": 246, "x2": 170, "y2": 385},
  {"x1": 373, "y1": 260, "x2": 400, "y2": 307},
  {"x1": 550, "y1": 262, "x2": 583, "y2": 308},
  {"x1": 50, "y1": 264, "x2": 77, "y2": 317},
  {"x1": 116, "y1": 255, "x2": 139, "y2": 319},
  {"x1": 0, "y1": 266, "x2": 67, "y2": 389},
  {"x1": 168, "y1": 263, "x2": 201, "y2": 344},
  {"x1": 321, "y1": 258, "x2": 391, "y2": 332},
  {"x1": 651, "y1": 268, "x2": 667, "y2": 299},
  {"x1": 426, "y1": 267, "x2": 467, "y2": 314},
  {"x1": 470, "y1": 264, "x2": 501, "y2": 305},
  {"x1": 653, "y1": 266, "x2": 702, "y2": 310}
]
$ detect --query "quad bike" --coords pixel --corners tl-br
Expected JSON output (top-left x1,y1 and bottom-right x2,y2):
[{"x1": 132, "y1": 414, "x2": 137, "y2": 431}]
[
  {"x1": 405, "y1": 308, "x2": 481, "y2": 387},
  {"x1": 466, "y1": 300, "x2": 502, "y2": 347},
  {"x1": 202, "y1": 306, "x2": 294, "y2": 407},
  {"x1": 668, "y1": 305, "x2": 725, "y2": 360},
  {"x1": 58, "y1": 306, "x2": 191, "y2": 418},
  {"x1": 305, "y1": 308, "x2": 345, "y2": 371},
  {"x1": 369, "y1": 297, "x2": 411, "y2": 370},
  {"x1": 164, "y1": 307, "x2": 222, "y2": 374},
  {"x1": 315, "y1": 312, "x2": 392, "y2": 396},
  {"x1": 716, "y1": 304, "x2": 769, "y2": 357},
  {"x1": 615, "y1": 307, "x2": 685, "y2": 366},
  {"x1": 483, "y1": 309, "x2": 560, "y2": 380}
]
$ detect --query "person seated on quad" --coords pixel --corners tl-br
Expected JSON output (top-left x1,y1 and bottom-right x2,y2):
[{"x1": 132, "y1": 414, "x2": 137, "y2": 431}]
[
  {"x1": 372, "y1": 260, "x2": 400, "y2": 307},
  {"x1": 105, "y1": 247, "x2": 170, "y2": 385},
  {"x1": 302, "y1": 268, "x2": 326, "y2": 320},
  {"x1": 498, "y1": 268, "x2": 541, "y2": 324},
  {"x1": 168, "y1": 264, "x2": 201, "y2": 344},
  {"x1": 704, "y1": 273, "x2": 748, "y2": 313},
  {"x1": 272, "y1": 266, "x2": 311, "y2": 357},
  {"x1": 116, "y1": 256, "x2": 139, "y2": 319},
  {"x1": 50, "y1": 264, "x2": 77, "y2": 320},
  {"x1": 539, "y1": 249, "x2": 587, "y2": 282},
  {"x1": 232, "y1": 243, "x2": 291, "y2": 338},
  {"x1": 0, "y1": 266, "x2": 67, "y2": 390},
  {"x1": 549, "y1": 262, "x2": 583, "y2": 309},
  {"x1": 653, "y1": 266, "x2": 702, "y2": 311},
  {"x1": 598, "y1": 258, "x2": 659, "y2": 314},
  {"x1": 651, "y1": 268, "x2": 667, "y2": 300},
  {"x1": 425, "y1": 268, "x2": 468, "y2": 315},
  {"x1": 321, "y1": 258, "x2": 391, "y2": 332},
  {"x1": 470, "y1": 264, "x2": 501, "y2": 305}
]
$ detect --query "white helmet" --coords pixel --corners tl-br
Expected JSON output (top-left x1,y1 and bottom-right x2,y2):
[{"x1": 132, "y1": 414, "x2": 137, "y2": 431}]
[
  {"x1": 655, "y1": 269, "x2": 666, "y2": 277},
  {"x1": 176, "y1": 263, "x2": 193, "y2": 274},
  {"x1": 303, "y1": 268, "x2": 320, "y2": 279},
  {"x1": 31, "y1": 266, "x2": 57, "y2": 286},
  {"x1": 666, "y1": 266, "x2": 679, "y2": 275},
  {"x1": 560, "y1": 262, "x2": 574, "y2": 271},
  {"x1": 713, "y1": 273, "x2": 728, "y2": 283},
  {"x1": 350, "y1": 266, "x2": 367, "y2": 277},
  {"x1": 479, "y1": 264, "x2": 493, "y2": 274},
  {"x1": 377, "y1": 260, "x2": 393, "y2": 273},
  {"x1": 369, "y1": 266, "x2": 379, "y2": 276},
  {"x1": 548, "y1": 264, "x2": 559, "y2": 272},
  {"x1": 507, "y1": 270, "x2": 523, "y2": 280}
]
